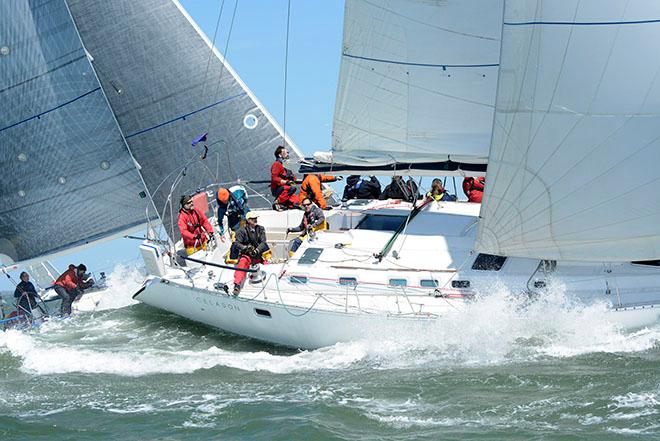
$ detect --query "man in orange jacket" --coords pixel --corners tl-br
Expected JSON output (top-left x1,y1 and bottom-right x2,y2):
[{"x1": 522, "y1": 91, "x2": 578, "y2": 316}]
[
  {"x1": 54, "y1": 263, "x2": 91, "y2": 316},
  {"x1": 177, "y1": 195, "x2": 214, "y2": 255},
  {"x1": 299, "y1": 174, "x2": 343, "y2": 209}
]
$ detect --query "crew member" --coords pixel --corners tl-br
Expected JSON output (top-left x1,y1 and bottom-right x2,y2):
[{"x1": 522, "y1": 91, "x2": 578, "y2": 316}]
[
  {"x1": 232, "y1": 211, "x2": 269, "y2": 296},
  {"x1": 299, "y1": 174, "x2": 342, "y2": 209},
  {"x1": 286, "y1": 198, "x2": 326, "y2": 254},
  {"x1": 380, "y1": 176, "x2": 419, "y2": 202},
  {"x1": 13, "y1": 272, "x2": 38, "y2": 315},
  {"x1": 54, "y1": 264, "x2": 91, "y2": 316},
  {"x1": 270, "y1": 145, "x2": 299, "y2": 210},
  {"x1": 426, "y1": 178, "x2": 457, "y2": 202},
  {"x1": 342, "y1": 175, "x2": 381, "y2": 200},
  {"x1": 216, "y1": 185, "x2": 250, "y2": 235},
  {"x1": 462, "y1": 176, "x2": 485, "y2": 203},
  {"x1": 178, "y1": 195, "x2": 214, "y2": 255}
]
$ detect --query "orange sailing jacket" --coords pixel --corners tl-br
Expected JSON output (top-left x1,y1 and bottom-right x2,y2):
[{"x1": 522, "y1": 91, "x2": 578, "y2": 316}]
[{"x1": 299, "y1": 174, "x2": 337, "y2": 209}]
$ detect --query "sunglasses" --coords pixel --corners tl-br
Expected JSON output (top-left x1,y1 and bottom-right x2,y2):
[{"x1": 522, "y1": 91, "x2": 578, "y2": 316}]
[{"x1": 302, "y1": 203, "x2": 311, "y2": 207}]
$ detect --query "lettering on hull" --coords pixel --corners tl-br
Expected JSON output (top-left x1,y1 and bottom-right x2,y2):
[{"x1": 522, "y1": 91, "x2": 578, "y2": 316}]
[{"x1": 194, "y1": 296, "x2": 241, "y2": 312}]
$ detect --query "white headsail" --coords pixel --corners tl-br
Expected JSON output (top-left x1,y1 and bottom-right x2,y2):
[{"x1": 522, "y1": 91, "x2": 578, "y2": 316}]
[
  {"x1": 476, "y1": 0, "x2": 660, "y2": 261},
  {"x1": 306, "y1": 0, "x2": 503, "y2": 175}
]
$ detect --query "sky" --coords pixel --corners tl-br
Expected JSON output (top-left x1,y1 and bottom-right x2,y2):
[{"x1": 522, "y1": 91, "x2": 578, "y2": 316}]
[
  {"x1": 2, "y1": 0, "x2": 346, "y2": 290},
  {"x1": 180, "y1": 0, "x2": 345, "y2": 153}
]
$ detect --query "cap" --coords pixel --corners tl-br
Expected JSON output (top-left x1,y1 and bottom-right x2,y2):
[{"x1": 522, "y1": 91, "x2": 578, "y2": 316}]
[
  {"x1": 246, "y1": 211, "x2": 259, "y2": 220},
  {"x1": 217, "y1": 188, "x2": 230, "y2": 204}
]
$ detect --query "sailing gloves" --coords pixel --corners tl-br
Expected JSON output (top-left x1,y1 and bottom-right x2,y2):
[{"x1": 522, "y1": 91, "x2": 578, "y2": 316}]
[{"x1": 244, "y1": 245, "x2": 259, "y2": 258}]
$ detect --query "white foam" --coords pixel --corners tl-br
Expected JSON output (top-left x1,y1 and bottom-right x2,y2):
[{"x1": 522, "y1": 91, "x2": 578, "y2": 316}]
[
  {"x1": 364, "y1": 413, "x2": 462, "y2": 428},
  {"x1": 609, "y1": 391, "x2": 660, "y2": 410},
  {"x1": 344, "y1": 282, "x2": 660, "y2": 368},
  {"x1": 2, "y1": 282, "x2": 659, "y2": 376},
  {"x1": 0, "y1": 328, "x2": 367, "y2": 376},
  {"x1": 76, "y1": 263, "x2": 145, "y2": 312}
]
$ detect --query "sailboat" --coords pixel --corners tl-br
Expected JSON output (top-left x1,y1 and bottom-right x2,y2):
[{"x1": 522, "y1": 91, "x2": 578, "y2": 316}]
[{"x1": 128, "y1": 0, "x2": 660, "y2": 349}]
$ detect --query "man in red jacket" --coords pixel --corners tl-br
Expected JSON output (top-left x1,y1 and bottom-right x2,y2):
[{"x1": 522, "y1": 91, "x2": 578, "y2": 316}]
[
  {"x1": 54, "y1": 263, "x2": 90, "y2": 316},
  {"x1": 270, "y1": 145, "x2": 299, "y2": 210},
  {"x1": 462, "y1": 176, "x2": 485, "y2": 203},
  {"x1": 177, "y1": 195, "x2": 214, "y2": 255}
]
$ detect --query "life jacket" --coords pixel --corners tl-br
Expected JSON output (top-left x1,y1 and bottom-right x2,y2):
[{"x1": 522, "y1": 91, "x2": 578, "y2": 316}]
[{"x1": 427, "y1": 191, "x2": 444, "y2": 202}]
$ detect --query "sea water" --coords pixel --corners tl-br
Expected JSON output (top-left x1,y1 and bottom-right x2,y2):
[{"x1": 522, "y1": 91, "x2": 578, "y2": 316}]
[{"x1": 1, "y1": 265, "x2": 659, "y2": 440}]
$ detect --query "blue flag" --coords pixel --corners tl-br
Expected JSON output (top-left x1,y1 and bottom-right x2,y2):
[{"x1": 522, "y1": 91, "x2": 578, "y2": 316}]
[{"x1": 191, "y1": 132, "x2": 208, "y2": 147}]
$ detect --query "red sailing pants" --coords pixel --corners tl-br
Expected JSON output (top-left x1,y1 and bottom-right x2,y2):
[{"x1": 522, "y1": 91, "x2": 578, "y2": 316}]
[{"x1": 234, "y1": 255, "x2": 264, "y2": 286}]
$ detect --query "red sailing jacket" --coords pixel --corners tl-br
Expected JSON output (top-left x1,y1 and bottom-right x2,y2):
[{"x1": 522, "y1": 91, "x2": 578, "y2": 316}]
[
  {"x1": 462, "y1": 177, "x2": 485, "y2": 203},
  {"x1": 271, "y1": 159, "x2": 295, "y2": 192},
  {"x1": 55, "y1": 268, "x2": 81, "y2": 291},
  {"x1": 177, "y1": 207, "x2": 214, "y2": 248}
]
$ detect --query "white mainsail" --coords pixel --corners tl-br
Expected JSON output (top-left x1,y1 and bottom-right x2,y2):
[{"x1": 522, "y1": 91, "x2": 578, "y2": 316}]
[
  {"x1": 476, "y1": 0, "x2": 660, "y2": 261},
  {"x1": 309, "y1": 0, "x2": 503, "y2": 174}
]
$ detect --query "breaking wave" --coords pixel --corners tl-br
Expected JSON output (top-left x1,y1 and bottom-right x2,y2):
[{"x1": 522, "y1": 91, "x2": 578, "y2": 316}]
[
  {"x1": 86, "y1": 263, "x2": 145, "y2": 311},
  {"x1": 1, "y1": 282, "x2": 659, "y2": 376}
]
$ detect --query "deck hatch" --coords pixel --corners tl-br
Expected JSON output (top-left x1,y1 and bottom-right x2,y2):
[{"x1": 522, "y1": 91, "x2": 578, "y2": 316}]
[
  {"x1": 299, "y1": 247, "x2": 323, "y2": 264},
  {"x1": 356, "y1": 214, "x2": 407, "y2": 231}
]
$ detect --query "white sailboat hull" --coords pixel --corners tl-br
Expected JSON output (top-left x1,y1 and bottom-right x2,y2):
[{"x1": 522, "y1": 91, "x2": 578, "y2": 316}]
[
  {"x1": 134, "y1": 273, "x2": 660, "y2": 350},
  {"x1": 134, "y1": 202, "x2": 660, "y2": 349},
  {"x1": 135, "y1": 277, "x2": 441, "y2": 349}
]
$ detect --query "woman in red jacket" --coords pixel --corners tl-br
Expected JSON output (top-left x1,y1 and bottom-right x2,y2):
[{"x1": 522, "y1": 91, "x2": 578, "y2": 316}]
[{"x1": 177, "y1": 195, "x2": 214, "y2": 255}]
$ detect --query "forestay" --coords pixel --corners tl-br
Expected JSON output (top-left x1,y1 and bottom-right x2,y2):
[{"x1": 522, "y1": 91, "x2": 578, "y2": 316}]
[
  {"x1": 67, "y1": 0, "x2": 303, "y2": 239},
  {"x1": 314, "y1": 0, "x2": 503, "y2": 173},
  {"x1": 476, "y1": 0, "x2": 660, "y2": 261},
  {"x1": 0, "y1": 0, "x2": 150, "y2": 262}
]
